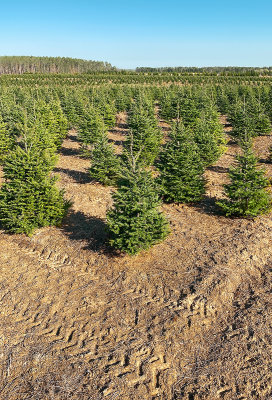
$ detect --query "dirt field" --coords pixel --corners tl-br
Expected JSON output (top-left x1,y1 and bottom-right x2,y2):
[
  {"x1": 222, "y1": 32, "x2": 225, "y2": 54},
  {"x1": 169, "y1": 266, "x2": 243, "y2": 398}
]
[{"x1": 1, "y1": 116, "x2": 272, "y2": 399}]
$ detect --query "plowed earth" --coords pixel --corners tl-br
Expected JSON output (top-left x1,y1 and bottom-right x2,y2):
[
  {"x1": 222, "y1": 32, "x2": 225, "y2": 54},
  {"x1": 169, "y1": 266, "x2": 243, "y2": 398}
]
[{"x1": 1, "y1": 115, "x2": 272, "y2": 399}]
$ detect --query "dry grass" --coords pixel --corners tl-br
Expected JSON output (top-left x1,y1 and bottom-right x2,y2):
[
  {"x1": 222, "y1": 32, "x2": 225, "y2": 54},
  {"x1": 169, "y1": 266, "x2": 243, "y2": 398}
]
[{"x1": 1, "y1": 115, "x2": 272, "y2": 399}]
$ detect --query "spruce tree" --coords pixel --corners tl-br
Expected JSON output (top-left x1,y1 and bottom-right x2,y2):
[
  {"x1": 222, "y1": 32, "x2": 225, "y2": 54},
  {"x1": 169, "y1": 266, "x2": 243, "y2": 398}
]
[
  {"x1": 0, "y1": 144, "x2": 71, "y2": 235},
  {"x1": 107, "y1": 160, "x2": 169, "y2": 255},
  {"x1": 89, "y1": 134, "x2": 120, "y2": 185},
  {"x1": 157, "y1": 122, "x2": 206, "y2": 203},
  {"x1": 217, "y1": 143, "x2": 271, "y2": 217}
]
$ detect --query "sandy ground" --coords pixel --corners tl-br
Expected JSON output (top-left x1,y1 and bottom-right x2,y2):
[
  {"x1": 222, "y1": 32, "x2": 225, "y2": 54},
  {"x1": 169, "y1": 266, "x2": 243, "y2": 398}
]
[{"x1": 1, "y1": 115, "x2": 272, "y2": 399}]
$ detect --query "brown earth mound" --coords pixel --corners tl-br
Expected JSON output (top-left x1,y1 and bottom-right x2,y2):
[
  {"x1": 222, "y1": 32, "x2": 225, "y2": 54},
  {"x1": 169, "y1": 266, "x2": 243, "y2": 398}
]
[{"x1": 1, "y1": 116, "x2": 272, "y2": 399}]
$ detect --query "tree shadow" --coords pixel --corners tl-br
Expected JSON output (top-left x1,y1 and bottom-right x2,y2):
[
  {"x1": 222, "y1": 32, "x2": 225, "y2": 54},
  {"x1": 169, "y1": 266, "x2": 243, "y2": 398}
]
[
  {"x1": 67, "y1": 134, "x2": 78, "y2": 142},
  {"x1": 117, "y1": 122, "x2": 128, "y2": 129},
  {"x1": 192, "y1": 196, "x2": 224, "y2": 216},
  {"x1": 62, "y1": 210, "x2": 108, "y2": 251},
  {"x1": 109, "y1": 128, "x2": 127, "y2": 135},
  {"x1": 108, "y1": 138, "x2": 125, "y2": 146},
  {"x1": 259, "y1": 158, "x2": 271, "y2": 164},
  {"x1": 207, "y1": 165, "x2": 229, "y2": 174},
  {"x1": 161, "y1": 126, "x2": 171, "y2": 132},
  {"x1": 59, "y1": 147, "x2": 81, "y2": 157},
  {"x1": 224, "y1": 122, "x2": 232, "y2": 128},
  {"x1": 227, "y1": 138, "x2": 238, "y2": 146},
  {"x1": 54, "y1": 167, "x2": 91, "y2": 184}
]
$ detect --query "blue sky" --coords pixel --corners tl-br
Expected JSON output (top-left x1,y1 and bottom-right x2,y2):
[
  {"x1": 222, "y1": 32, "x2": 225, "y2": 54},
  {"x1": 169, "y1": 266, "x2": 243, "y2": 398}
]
[{"x1": 1, "y1": 0, "x2": 272, "y2": 68}]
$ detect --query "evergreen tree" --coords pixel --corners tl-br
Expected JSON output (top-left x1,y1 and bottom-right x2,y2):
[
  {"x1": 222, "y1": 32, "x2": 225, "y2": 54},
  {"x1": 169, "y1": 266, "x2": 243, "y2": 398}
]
[
  {"x1": 157, "y1": 122, "x2": 206, "y2": 203},
  {"x1": 89, "y1": 134, "x2": 120, "y2": 185},
  {"x1": 124, "y1": 104, "x2": 162, "y2": 166},
  {"x1": 0, "y1": 144, "x2": 71, "y2": 235},
  {"x1": 254, "y1": 112, "x2": 271, "y2": 135},
  {"x1": 217, "y1": 143, "x2": 271, "y2": 217},
  {"x1": 193, "y1": 116, "x2": 226, "y2": 166},
  {"x1": 78, "y1": 108, "x2": 105, "y2": 155},
  {"x1": 107, "y1": 160, "x2": 169, "y2": 255},
  {"x1": 0, "y1": 117, "x2": 15, "y2": 164}
]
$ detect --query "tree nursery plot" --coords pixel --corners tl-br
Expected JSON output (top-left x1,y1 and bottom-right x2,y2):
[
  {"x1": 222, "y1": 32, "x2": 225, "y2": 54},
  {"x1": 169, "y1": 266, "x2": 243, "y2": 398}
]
[{"x1": 1, "y1": 68, "x2": 272, "y2": 399}]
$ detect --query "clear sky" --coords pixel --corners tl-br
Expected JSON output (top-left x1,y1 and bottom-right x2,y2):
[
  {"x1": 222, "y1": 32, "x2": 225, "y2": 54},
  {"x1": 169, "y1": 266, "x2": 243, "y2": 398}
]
[{"x1": 1, "y1": 0, "x2": 272, "y2": 69}]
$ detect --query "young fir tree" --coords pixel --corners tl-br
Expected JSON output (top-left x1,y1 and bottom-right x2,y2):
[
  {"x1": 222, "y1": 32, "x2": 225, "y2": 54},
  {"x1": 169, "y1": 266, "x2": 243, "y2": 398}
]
[
  {"x1": 254, "y1": 112, "x2": 272, "y2": 136},
  {"x1": 78, "y1": 108, "x2": 105, "y2": 155},
  {"x1": 217, "y1": 142, "x2": 271, "y2": 217},
  {"x1": 124, "y1": 104, "x2": 162, "y2": 167},
  {"x1": 157, "y1": 121, "x2": 206, "y2": 203},
  {"x1": 89, "y1": 133, "x2": 120, "y2": 186},
  {"x1": 0, "y1": 143, "x2": 71, "y2": 235},
  {"x1": 106, "y1": 154, "x2": 169, "y2": 255},
  {"x1": 0, "y1": 116, "x2": 15, "y2": 164},
  {"x1": 193, "y1": 114, "x2": 226, "y2": 166}
]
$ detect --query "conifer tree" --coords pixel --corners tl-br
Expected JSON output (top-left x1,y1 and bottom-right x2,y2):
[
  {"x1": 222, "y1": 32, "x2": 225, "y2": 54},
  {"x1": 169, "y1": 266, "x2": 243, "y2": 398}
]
[
  {"x1": 157, "y1": 121, "x2": 206, "y2": 203},
  {"x1": 0, "y1": 117, "x2": 15, "y2": 164},
  {"x1": 78, "y1": 108, "x2": 105, "y2": 155},
  {"x1": 193, "y1": 113, "x2": 226, "y2": 166},
  {"x1": 254, "y1": 112, "x2": 272, "y2": 135},
  {"x1": 0, "y1": 143, "x2": 71, "y2": 235},
  {"x1": 89, "y1": 133, "x2": 120, "y2": 185},
  {"x1": 124, "y1": 104, "x2": 162, "y2": 166},
  {"x1": 107, "y1": 155, "x2": 169, "y2": 255},
  {"x1": 217, "y1": 142, "x2": 271, "y2": 217}
]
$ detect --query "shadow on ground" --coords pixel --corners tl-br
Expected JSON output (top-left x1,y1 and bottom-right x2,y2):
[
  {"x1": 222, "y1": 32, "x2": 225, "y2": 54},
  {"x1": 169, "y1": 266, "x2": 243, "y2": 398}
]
[
  {"x1": 59, "y1": 147, "x2": 82, "y2": 157},
  {"x1": 108, "y1": 138, "x2": 126, "y2": 146},
  {"x1": 207, "y1": 165, "x2": 229, "y2": 174},
  {"x1": 259, "y1": 158, "x2": 271, "y2": 164},
  {"x1": 67, "y1": 134, "x2": 78, "y2": 142},
  {"x1": 54, "y1": 167, "x2": 91, "y2": 184},
  {"x1": 62, "y1": 210, "x2": 108, "y2": 251},
  {"x1": 193, "y1": 196, "x2": 225, "y2": 217}
]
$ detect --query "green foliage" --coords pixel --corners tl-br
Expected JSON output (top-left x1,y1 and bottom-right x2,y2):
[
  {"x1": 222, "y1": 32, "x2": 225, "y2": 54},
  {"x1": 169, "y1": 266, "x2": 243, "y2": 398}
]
[
  {"x1": 124, "y1": 101, "x2": 162, "y2": 166},
  {"x1": 36, "y1": 101, "x2": 68, "y2": 148},
  {"x1": 78, "y1": 108, "x2": 105, "y2": 154},
  {"x1": 0, "y1": 145, "x2": 71, "y2": 235},
  {"x1": 107, "y1": 166, "x2": 169, "y2": 255},
  {"x1": 254, "y1": 113, "x2": 271, "y2": 135},
  {"x1": 0, "y1": 56, "x2": 114, "y2": 74},
  {"x1": 157, "y1": 122, "x2": 206, "y2": 203},
  {"x1": 217, "y1": 143, "x2": 271, "y2": 217},
  {"x1": 89, "y1": 134, "x2": 120, "y2": 185},
  {"x1": 0, "y1": 117, "x2": 15, "y2": 164},
  {"x1": 98, "y1": 102, "x2": 117, "y2": 129},
  {"x1": 193, "y1": 110, "x2": 227, "y2": 166},
  {"x1": 228, "y1": 99, "x2": 271, "y2": 140}
]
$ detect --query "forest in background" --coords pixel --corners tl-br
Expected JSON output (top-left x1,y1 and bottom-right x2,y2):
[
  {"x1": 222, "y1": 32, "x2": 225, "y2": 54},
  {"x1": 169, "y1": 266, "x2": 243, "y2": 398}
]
[{"x1": 0, "y1": 56, "x2": 115, "y2": 74}]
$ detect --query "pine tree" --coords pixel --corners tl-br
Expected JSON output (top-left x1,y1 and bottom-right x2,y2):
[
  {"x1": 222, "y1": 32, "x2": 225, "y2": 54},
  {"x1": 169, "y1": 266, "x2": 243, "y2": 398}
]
[
  {"x1": 107, "y1": 159, "x2": 169, "y2": 255},
  {"x1": 157, "y1": 122, "x2": 206, "y2": 203},
  {"x1": 89, "y1": 134, "x2": 120, "y2": 185},
  {"x1": 0, "y1": 144, "x2": 71, "y2": 235},
  {"x1": 217, "y1": 143, "x2": 271, "y2": 217}
]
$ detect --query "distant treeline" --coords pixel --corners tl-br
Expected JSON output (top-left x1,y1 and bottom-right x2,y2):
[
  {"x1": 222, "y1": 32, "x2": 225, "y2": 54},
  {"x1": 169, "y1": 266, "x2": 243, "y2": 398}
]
[
  {"x1": 0, "y1": 56, "x2": 115, "y2": 74},
  {"x1": 135, "y1": 66, "x2": 272, "y2": 76}
]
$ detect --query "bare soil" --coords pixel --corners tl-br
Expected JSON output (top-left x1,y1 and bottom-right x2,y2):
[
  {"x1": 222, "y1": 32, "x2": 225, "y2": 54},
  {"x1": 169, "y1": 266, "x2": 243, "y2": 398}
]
[{"x1": 1, "y1": 116, "x2": 272, "y2": 399}]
